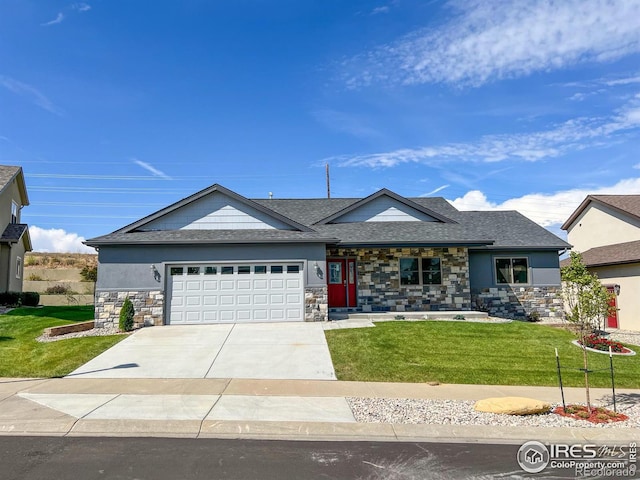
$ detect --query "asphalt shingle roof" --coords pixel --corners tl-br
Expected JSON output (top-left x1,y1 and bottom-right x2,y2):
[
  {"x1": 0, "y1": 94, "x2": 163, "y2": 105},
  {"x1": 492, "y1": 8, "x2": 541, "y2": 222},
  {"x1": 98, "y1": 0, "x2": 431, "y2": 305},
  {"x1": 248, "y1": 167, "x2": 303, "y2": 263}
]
[
  {"x1": 591, "y1": 195, "x2": 640, "y2": 219},
  {"x1": 0, "y1": 165, "x2": 20, "y2": 191},
  {"x1": 87, "y1": 229, "x2": 335, "y2": 245},
  {"x1": 562, "y1": 240, "x2": 640, "y2": 267},
  {"x1": 0, "y1": 223, "x2": 28, "y2": 244},
  {"x1": 86, "y1": 187, "x2": 570, "y2": 249}
]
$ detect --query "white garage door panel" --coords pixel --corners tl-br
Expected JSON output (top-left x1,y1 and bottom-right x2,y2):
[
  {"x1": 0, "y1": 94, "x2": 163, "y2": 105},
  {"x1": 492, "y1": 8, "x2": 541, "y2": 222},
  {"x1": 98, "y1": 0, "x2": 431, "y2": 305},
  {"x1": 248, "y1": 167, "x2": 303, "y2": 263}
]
[{"x1": 168, "y1": 262, "x2": 304, "y2": 324}]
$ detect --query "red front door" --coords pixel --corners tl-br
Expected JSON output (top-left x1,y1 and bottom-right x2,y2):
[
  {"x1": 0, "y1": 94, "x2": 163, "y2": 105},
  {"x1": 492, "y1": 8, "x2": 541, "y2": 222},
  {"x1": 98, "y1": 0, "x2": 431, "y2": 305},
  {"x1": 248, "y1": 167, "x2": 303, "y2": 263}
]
[
  {"x1": 327, "y1": 258, "x2": 357, "y2": 307},
  {"x1": 606, "y1": 286, "x2": 619, "y2": 329}
]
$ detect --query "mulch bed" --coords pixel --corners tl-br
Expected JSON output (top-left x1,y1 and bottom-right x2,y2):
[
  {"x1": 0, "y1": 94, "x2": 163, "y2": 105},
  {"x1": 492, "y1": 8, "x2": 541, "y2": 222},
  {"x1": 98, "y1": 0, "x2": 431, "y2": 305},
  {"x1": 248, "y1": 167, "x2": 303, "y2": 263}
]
[{"x1": 554, "y1": 405, "x2": 628, "y2": 424}]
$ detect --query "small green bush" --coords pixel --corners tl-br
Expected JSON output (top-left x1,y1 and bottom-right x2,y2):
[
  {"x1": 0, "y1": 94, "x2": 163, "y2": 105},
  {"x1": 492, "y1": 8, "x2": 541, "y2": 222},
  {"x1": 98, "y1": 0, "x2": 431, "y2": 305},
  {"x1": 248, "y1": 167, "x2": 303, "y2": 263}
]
[
  {"x1": 526, "y1": 310, "x2": 541, "y2": 322},
  {"x1": 119, "y1": 297, "x2": 135, "y2": 332},
  {"x1": 27, "y1": 273, "x2": 43, "y2": 281},
  {"x1": 0, "y1": 291, "x2": 22, "y2": 306},
  {"x1": 21, "y1": 292, "x2": 39, "y2": 307},
  {"x1": 80, "y1": 265, "x2": 97, "y2": 282},
  {"x1": 45, "y1": 284, "x2": 71, "y2": 295},
  {"x1": 453, "y1": 314, "x2": 466, "y2": 320}
]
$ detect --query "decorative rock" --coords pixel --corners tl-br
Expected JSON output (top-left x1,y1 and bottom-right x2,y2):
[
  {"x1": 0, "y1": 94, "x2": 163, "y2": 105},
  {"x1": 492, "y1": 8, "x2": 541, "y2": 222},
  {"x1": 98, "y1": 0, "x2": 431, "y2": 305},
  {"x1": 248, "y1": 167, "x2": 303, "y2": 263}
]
[{"x1": 474, "y1": 397, "x2": 551, "y2": 416}]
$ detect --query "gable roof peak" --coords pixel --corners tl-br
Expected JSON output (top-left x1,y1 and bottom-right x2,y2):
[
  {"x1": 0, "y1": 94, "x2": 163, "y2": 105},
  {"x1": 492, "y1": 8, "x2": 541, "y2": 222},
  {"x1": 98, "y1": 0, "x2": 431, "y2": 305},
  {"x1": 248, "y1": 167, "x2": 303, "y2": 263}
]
[
  {"x1": 112, "y1": 182, "x2": 313, "y2": 234},
  {"x1": 314, "y1": 187, "x2": 457, "y2": 225},
  {"x1": 562, "y1": 194, "x2": 640, "y2": 230}
]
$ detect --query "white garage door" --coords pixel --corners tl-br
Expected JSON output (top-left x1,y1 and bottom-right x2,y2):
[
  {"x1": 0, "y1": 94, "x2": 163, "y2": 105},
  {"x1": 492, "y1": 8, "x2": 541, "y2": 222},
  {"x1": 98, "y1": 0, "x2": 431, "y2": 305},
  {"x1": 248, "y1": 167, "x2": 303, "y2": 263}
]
[{"x1": 166, "y1": 263, "x2": 304, "y2": 324}]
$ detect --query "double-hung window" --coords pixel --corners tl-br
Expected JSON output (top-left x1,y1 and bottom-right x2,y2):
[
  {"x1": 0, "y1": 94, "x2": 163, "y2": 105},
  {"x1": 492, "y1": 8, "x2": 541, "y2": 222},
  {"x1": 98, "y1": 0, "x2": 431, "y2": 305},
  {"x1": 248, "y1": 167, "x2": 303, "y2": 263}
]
[
  {"x1": 495, "y1": 257, "x2": 529, "y2": 284},
  {"x1": 400, "y1": 258, "x2": 442, "y2": 285}
]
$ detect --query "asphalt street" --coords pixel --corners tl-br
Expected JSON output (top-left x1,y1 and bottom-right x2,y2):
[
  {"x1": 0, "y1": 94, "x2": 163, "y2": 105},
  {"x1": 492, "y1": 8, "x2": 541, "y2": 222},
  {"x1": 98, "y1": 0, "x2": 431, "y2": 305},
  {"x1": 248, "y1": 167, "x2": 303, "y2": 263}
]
[{"x1": 0, "y1": 437, "x2": 600, "y2": 480}]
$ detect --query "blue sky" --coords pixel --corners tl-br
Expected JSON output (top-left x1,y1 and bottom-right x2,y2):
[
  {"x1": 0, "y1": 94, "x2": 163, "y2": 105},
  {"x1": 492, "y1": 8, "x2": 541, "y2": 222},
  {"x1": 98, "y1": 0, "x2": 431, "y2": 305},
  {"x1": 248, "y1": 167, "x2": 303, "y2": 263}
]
[{"x1": 1, "y1": 0, "x2": 639, "y2": 252}]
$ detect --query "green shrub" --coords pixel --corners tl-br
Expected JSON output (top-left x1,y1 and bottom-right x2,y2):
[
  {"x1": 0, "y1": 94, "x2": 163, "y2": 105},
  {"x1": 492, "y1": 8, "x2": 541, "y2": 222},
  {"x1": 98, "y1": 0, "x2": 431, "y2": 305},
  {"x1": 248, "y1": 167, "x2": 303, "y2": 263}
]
[
  {"x1": 27, "y1": 273, "x2": 43, "y2": 281},
  {"x1": 453, "y1": 314, "x2": 466, "y2": 320},
  {"x1": 45, "y1": 284, "x2": 71, "y2": 295},
  {"x1": 80, "y1": 265, "x2": 97, "y2": 282},
  {"x1": 526, "y1": 310, "x2": 541, "y2": 322},
  {"x1": 21, "y1": 292, "x2": 39, "y2": 307},
  {"x1": 119, "y1": 297, "x2": 135, "y2": 332},
  {"x1": 0, "y1": 291, "x2": 21, "y2": 306}
]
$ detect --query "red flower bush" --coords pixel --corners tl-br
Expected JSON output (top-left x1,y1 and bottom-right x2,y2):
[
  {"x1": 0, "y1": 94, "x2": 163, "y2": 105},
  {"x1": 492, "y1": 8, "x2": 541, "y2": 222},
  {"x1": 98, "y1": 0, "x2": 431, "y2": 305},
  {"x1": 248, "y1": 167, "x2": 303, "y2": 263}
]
[{"x1": 581, "y1": 334, "x2": 627, "y2": 353}]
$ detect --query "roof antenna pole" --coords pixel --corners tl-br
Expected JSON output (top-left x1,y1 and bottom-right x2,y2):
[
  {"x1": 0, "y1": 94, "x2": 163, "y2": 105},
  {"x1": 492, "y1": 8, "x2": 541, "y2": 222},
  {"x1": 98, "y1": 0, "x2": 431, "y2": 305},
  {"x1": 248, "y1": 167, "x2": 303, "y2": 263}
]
[{"x1": 326, "y1": 163, "x2": 331, "y2": 199}]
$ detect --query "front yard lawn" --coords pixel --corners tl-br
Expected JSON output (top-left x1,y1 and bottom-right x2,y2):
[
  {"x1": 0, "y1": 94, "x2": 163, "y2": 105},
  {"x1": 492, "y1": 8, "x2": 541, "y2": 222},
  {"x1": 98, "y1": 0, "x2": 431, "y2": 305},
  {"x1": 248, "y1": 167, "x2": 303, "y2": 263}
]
[
  {"x1": 325, "y1": 321, "x2": 640, "y2": 388},
  {"x1": 0, "y1": 306, "x2": 125, "y2": 378}
]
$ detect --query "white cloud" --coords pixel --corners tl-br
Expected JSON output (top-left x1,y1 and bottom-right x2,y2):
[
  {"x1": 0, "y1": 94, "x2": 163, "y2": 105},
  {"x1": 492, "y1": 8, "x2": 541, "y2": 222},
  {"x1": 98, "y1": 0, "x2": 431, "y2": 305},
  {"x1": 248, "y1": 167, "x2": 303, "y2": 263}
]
[
  {"x1": 371, "y1": 6, "x2": 390, "y2": 15},
  {"x1": 41, "y1": 13, "x2": 65, "y2": 26},
  {"x1": 449, "y1": 177, "x2": 640, "y2": 228},
  {"x1": 132, "y1": 158, "x2": 172, "y2": 180},
  {"x1": 72, "y1": 3, "x2": 91, "y2": 12},
  {"x1": 422, "y1": 184, "x2": 449, "y2": 196},
  {"x1": 345, "y1": 0, "x2": 640, "y2": 88},
  {"x1": 328, "y1": 94, "x2": 640, "y2": 168},
  {"x1": 0, "y1": 75, "x2": 64, "y2": 115},
  {"x1": 634, "y1": 163, "x2": 640, "y2": 169},
  {"x1": 29, "y1": 226, "x2": 94, "y2": 253}
]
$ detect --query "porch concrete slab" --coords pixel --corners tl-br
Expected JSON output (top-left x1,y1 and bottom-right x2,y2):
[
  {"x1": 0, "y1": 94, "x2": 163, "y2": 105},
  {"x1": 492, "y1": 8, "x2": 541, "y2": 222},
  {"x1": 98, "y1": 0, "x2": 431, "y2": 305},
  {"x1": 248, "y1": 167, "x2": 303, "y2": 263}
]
[
  {"x1": 68, "y1": 344, "x2": 221, "y2": 379},
  {"x1": 70, "y1": 419, "x2": 201, "y2": 438},
  {"x1": 206, "y1": 395, "x2": 356, "y2": 423},
  {"x1": 84, "y1": 394, "x2": 220, "y2": 420},
  {"x1": 0, "y1": 395, "x2": 77, "y2": 435},
  {"x1": 18, "y1": 393, "x2": 117, "y2": 418},
  {"x1": 199, "y1": 420, "x2": 396, "y2": 441},
  {"x1": 223, "y1": 322, "x2": 328, "y2": 345},
  {"x1": 23, "y1": 378, "x2": 230, "y2": 396},
  {"x1": 206, "y1": 344, "x2": 336, "y2": 380}
]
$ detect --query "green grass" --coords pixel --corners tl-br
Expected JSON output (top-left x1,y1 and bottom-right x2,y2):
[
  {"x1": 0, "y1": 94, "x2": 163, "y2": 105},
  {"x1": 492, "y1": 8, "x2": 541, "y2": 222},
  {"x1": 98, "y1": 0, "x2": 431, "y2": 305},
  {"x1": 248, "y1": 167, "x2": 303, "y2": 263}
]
[
  {"x1": 325, "y1": 321, "x2": 640, "y2": 388},
  {"x1": 0, "y1": 306, "x2": 125, "y2": 378}
]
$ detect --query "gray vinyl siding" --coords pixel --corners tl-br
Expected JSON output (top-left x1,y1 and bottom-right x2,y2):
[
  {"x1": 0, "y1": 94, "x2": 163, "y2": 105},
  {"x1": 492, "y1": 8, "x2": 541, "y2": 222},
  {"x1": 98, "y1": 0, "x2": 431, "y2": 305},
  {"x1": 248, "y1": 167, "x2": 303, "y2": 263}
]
[
  {"x1": 468, "y1": 250, "x2": 561, "y2": 288},
  {"x1": 0, "y1": 240, "x2": 26, "y2": 292},
  {"x1": 334, "y1": 196, "x2": 437, "y2": 223},
  {"x1": 139, "y1": 192, "x2": 294, "y2": 231},
  {"x1": 96, "y1": 243, "x2": 327, "y2": 291}
]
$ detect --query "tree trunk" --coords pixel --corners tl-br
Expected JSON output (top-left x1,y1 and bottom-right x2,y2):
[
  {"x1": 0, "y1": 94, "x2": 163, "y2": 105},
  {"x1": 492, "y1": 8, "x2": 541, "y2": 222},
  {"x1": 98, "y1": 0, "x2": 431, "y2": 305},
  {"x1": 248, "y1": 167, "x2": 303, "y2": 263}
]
[{"x1": 582, "y1": 344, "x2": 591, "y2": 410}]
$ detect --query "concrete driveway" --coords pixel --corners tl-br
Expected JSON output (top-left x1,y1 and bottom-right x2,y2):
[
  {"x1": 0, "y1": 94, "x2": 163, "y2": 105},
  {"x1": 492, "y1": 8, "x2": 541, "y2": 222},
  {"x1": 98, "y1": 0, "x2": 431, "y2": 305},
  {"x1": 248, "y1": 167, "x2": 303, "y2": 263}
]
[{"x1": 68, "y1": 323, "x2": 337, "y2": 380}]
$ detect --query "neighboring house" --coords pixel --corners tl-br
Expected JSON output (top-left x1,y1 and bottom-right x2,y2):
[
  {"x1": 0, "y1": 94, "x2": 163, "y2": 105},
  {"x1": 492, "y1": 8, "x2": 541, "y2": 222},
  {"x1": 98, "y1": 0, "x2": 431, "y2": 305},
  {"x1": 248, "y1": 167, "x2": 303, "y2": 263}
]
[
  {"x1": 86, "y1": 184, "x2": 569, "y2": 328},
  {"x1": 0, "y1": 165, "x2": 31, "y2": 293},
  {"x1": 562, "y1": 195, "x2": 640, "y2": 331}
]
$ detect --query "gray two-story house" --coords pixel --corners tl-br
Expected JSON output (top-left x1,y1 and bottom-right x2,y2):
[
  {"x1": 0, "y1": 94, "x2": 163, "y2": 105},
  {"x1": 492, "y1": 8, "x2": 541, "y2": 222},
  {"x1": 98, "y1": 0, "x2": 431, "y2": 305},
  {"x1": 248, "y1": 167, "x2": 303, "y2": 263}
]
[{"x1": 0, "y1": 166, "x2": 31, "y2": 292}]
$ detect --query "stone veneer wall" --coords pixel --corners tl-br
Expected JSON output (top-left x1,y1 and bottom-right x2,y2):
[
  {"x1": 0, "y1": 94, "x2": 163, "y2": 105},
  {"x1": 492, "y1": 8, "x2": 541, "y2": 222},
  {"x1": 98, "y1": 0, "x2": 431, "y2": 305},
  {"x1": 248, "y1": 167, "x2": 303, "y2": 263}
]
[
  {"x1": 471, "y1": 286, "x2": 563, "y2": 320},
  {"x1": 95, "y1": 290, "x2": 164, "y2": 329},
  {"x1": 305, "y1": 286, "x2": 328, "y2": 321},
  {"x1": 328, "y1": 247, "x2": 471, "y2": 312}
]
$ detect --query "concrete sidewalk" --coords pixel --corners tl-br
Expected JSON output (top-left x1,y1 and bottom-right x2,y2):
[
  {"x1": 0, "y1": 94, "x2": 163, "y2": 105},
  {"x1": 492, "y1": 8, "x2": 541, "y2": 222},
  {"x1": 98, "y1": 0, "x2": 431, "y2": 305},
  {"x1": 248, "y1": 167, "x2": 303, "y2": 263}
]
[{"x1": 0, "y1": 377, "x2": 638, "y2": 444}]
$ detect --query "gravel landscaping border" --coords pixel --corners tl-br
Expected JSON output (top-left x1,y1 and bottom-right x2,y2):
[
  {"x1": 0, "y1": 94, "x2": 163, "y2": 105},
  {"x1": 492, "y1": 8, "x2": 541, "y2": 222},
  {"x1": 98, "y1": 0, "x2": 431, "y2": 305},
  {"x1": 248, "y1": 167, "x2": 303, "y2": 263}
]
[{"x1": 347, "y1": 397, "x2": 640, "y2": 429}]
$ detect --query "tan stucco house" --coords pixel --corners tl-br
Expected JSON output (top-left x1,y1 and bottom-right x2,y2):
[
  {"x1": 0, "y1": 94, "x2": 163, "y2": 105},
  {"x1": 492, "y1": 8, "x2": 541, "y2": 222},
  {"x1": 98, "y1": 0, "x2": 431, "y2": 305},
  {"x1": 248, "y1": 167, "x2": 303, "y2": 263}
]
[{"x1": 562, "y1": 195, "x2": 640, "y2": 332}]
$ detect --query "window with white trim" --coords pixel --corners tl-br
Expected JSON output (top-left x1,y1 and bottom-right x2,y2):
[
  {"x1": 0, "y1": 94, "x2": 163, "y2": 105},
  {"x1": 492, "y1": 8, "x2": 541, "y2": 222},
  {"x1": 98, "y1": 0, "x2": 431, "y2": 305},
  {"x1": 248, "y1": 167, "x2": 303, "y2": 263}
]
[
  {"x1": 16, "y1": 257, "x2": 22, "y2": 279},
  {"x1": 11, "y1": 202, "x2": 18, "y2": 224},
  {"x1": 495, "y1": 257, "x2": 529, "y2": 284},
  {"x1": 399, "y1": 258, "x2": 442, "y2": 285}
]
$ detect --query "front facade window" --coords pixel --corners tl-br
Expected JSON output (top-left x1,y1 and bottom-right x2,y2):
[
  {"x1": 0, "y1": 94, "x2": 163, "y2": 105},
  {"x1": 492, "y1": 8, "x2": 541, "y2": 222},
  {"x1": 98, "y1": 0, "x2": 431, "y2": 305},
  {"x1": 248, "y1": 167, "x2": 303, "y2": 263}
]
[
  {"x1": 16, "y1": 257, "x2": 22, "y2": 279},
  {"x1": 495, "y1": 257, "x2": 529, "y2": 284},
  {"x1": 400, "y1": 258, "x2": 442, "y2": 285}
]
